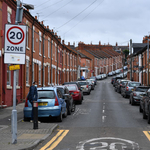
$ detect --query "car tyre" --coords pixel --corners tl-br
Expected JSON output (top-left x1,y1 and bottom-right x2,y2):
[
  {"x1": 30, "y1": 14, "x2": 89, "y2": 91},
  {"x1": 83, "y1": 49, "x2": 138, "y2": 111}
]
[
  {"x1": 57, "y1": 111, "x2": 63, "y2": 122},
  {"x1": 131, "y1": 98, "x2": 135, "y2": 105},
  {"x1": 67, "y1": 104, "x2": 71, "y2": 115},
  {"x1": 143, "y1": 108, "x2": 147, "y2": 119},
  {"x1": 148, "y1": 107, "x2": 150, "y2": 124},
  {"x1": 139, "y1": 105, "x2": 143, "y2": 113}
]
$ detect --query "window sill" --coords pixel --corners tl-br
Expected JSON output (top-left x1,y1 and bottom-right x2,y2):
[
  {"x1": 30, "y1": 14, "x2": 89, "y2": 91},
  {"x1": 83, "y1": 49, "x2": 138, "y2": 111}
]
[
  {"x1": 33, "y1": 50, "x2": 35, "y2": 53},
  {"x1": 7, "y1": 85, "x2": 12, "y2": 89},
  {"x1": 39, "y1": 53, "x2": 42, "y2": 56},
  {"x1": 16, "y1": 86, "x2": 20, "y2": 89},
  {"x1": 26, "y1": 84, "x2": 30, "y2": 87},
  {"x1": 26, "y1": 47, "x2": 30, "y2": 50}
]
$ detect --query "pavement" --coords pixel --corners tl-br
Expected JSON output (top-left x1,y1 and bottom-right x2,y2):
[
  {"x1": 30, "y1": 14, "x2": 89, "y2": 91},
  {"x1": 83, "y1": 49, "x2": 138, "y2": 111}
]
[{"x1": 0, "y1": 103, "x2": 58, "y2": 150}]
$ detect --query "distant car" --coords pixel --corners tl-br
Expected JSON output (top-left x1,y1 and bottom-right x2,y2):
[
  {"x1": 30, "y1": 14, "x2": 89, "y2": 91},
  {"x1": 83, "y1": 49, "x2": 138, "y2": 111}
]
[
  {"x1": 108, "y1": 72, "x2": 113, "y2": 76},
  {"x1": 121, "y1": 81, "x2": 141, "y2": 98},
  {"x1": 114, "y1": 79, "x2": 122, "y2": 92},
  {"x1": 90, "y1": 76, "x2": 97, "y2": 85},
  {"x1": 77, "y1": 81, "x2": 91, "y2": 95},
  {"x1": 65, "y1": 84, "x2": 83, "y2": 104},
  {"x1": 23, "y1": 87, "x2": 67, "y2": 122},
  {"x1": 129, "y1": 86, "x2": 150, "y2": 105},
  {"x1": 87, "y1": 79, "x2": 95, "y2": 90},
  {"x1": 56, "y1": 85, "x2": 76, "y2": 115}
]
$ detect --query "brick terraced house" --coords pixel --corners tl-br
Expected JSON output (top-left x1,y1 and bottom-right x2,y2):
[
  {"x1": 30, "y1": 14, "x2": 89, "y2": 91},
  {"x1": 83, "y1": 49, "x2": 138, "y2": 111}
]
[{"x1": 0, "y1": 0, "x2": 125, "y2": 107}]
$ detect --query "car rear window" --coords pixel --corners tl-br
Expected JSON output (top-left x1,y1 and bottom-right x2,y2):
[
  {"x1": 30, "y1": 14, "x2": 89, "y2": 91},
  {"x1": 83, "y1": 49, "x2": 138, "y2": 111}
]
[
  {"x1": 135, "y1": 87, "x2": 150, "y2": 92},
  {"x1": 67, "y1": 86, "x2": 77, "y2": 91},
  {"x1": 38, "y1": 90, "x2": 55, "y2": 99},
  {"x1": 78, "y1": 82, "x2": 87, "y2": 85},
  {"x1": 129, "y1": 83, "x2": 141, "y2": 87}
]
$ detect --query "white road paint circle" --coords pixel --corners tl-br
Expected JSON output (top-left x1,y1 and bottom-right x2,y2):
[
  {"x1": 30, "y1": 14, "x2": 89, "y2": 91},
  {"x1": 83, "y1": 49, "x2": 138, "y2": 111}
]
[{"x1": 76, "y1": 137, "x2": 139, "y2": 150}]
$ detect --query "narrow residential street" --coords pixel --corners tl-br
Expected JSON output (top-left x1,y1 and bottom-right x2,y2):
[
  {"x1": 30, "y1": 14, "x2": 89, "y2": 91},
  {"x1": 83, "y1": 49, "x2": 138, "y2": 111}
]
[{"x1": 34, "y1": 77, "x2": 150, "y2": 150}]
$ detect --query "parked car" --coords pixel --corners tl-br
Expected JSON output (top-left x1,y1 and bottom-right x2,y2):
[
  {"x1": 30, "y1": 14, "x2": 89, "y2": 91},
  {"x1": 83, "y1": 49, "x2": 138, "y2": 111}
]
[
  {"x1": 111, "y1": 77, "x2": 116, "y2": 84},
  {"x1": 114, "y1": 79, "x2": 122, "y2": 92},
  {"x1": 113, "y1": 77, "x2": 122, "y2": 87},
  {"x1": 141, "y1": 88, "x2": 150, "y2": 124},
  {"x1": 65, "y1": 84, "x2": 83, "y2": 104},
  {"x1": 129, "y1": 86, "x2": 150, "y2": 105},
  {"x1": 87, "y1": 79, "x2": 95, "y2": 90},
  {"x1": 116, "y1": 79, "x2": 130, "y2": 93},
  {"x1": 24, "y1": 87, "x2": 67, "y2": 122},
  {"x1": 56, "y1": 85, "x2": 76, "y2": 115},
  {"x1": 63, "y1": 81, "x2": 83, "y2": 99},
  {"x1": 121, "y1": 81, "x2": 141, "y2": 98},
  {"x1": 108, "y1": 71, "x2": 113, "y2": 76},
  {"x1": 77, "y1": 81, "x2": 91, "y2": 95},
  {"x1": 90, "y1": 76, "x2": 97, "y2": 85}
]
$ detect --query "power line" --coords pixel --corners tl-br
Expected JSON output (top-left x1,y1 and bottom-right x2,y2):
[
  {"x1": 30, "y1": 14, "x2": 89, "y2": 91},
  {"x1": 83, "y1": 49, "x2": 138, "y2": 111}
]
[
  {"x1": 35, "y1": 0, "x2": 63, "y2": 13},
  {"x1": 35, "y1": 0, "x2": 52, "y2": 8},
  {"x1": 56, "y1": 0, "x2": 98, "y2": 30},
  {"x1": 43, "y1": 0, "x2": 74, "y2": 19},
  {"x1": 63, "y1": 0, "x2": 105, "y2": 36}
]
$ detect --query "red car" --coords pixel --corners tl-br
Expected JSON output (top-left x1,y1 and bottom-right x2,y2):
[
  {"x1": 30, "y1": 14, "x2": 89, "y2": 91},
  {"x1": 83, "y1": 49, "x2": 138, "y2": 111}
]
[{"x1": 65, "y1": 84, "x2": 83, "y2": 104}]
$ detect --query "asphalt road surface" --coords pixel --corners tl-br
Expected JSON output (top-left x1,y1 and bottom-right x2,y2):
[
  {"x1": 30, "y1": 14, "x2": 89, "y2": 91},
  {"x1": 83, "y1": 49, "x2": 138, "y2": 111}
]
[{"x1": 35, "y1": 77, "x2": 150, "y2": 150}]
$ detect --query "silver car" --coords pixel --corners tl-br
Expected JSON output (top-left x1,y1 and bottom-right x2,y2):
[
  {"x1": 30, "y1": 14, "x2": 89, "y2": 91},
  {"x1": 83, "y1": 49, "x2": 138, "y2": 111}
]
[
  {"x1": 77, "y1": 81, "x2": 91, "y2": 95},
  {"x1": 129, "y1": 86, "x2": 150, "y2": 105}
]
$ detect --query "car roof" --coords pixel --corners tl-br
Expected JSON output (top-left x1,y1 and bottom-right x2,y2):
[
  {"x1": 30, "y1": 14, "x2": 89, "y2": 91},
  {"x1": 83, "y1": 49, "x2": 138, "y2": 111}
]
[{"x1": 37, "y1": 87, "x2": 56, "y2": 90}]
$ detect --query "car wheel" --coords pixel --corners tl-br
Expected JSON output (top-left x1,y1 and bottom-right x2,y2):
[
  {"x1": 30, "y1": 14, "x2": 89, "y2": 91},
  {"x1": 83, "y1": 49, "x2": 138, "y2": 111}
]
[
  {"x1": 131, "y1": 98, "x2": 135, "y2": 105},
  {"x1": 63, "y1": 107, "x2": 67, "y2": 118},
  {"x1": 82, "y1": 96, "x2": 84, "y2": 100},
  {"x1": 57, "y1": 111, "x2": 63, "y2": 122},
  {"x1": 129, "y1": 98, "x2": 131, "y2": 104},
  {"x1": 67, "y1": 104, "x2": 71, "y2": 115},
  {"x1": 139, "y1": 105, "x2": 143, "y2": 113},
  {"x1": 143, "y1": 108, "x2": 147, "y2": 119},
  {"x1": 79, "y1": 99, "x2": 82, "y2": 104},
  {"x1": 148, "y1": 107, "x2": 150, "y2": 124}
]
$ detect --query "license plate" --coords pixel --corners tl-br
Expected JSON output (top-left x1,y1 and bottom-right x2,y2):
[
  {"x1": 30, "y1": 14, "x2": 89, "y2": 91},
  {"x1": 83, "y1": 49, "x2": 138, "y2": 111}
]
[
  {"x1": 132, "y1": 89, "x2": 133, "y2": 91},
  {"x1": 38, "y1": 102, "x2": 48, "y2": 106}
]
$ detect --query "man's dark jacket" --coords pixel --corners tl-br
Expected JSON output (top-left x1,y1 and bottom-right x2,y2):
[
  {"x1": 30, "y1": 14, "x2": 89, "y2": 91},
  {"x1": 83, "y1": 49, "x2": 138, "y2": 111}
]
[{"x1": 28, "y1": 85, "x2": 38, "y2": 103}]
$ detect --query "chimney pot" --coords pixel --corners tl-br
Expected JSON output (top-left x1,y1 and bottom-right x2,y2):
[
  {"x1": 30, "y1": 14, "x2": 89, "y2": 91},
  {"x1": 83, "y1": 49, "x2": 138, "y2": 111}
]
[{"x1": 35, "y1": 16, "x2": 37, "y2": 20}]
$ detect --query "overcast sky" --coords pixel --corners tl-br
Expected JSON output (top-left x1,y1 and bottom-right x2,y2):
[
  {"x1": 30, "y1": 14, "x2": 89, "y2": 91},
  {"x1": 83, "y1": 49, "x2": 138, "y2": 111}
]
[{"x1": 22, "y1": 0, "x2": 150, "y2": 46}]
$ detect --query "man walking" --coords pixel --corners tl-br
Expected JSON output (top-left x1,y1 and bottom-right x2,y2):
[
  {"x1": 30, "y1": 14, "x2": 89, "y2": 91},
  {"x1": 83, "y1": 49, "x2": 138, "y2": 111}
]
[{"x1": 28, "y1": 81, "x2": 39, "y2": 123}]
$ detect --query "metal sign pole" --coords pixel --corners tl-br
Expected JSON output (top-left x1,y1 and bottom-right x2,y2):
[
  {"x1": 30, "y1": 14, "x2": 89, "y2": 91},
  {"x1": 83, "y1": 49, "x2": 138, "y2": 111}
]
[{"x1": 11, "y1": 0, "x2": 20, "y2": 144}]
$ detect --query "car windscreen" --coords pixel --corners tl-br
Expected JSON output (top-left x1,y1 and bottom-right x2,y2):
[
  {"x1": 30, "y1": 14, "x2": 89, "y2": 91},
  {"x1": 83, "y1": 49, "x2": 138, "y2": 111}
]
[
  {"x1": 90, "y1": 77, "x2": 95, "y2": 79},
  {"x1": 129, "y1": 83, "x2": 141, "y2": 87},
  {"x1": 78, "y1": 82, "x2": 87, "y2": 85},
  {"x1": 67, "y1": 86, "x2": 77, "y2": 91},
  {"x1": 135, "y1": 87, "x2": 149, "y2": 92},
  {"x1": 38, "y1": 90, "x2": 55, "y2": 99}
]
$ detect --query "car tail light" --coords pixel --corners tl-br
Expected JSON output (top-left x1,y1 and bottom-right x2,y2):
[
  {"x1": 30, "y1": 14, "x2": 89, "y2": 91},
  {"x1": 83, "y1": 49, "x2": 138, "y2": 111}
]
[
  {"x1": 120, "y1": 84, "x2": 122, "y2": 86},
  {"x1": 126, "y1": 86, "x2": 129, "y2": 91},
  {"x1": 74, "y1": 91, "x2": 80, "y2": 94},
  {"x1": 55, "y1": 97, "x2": 59, "y2": 106},
  {"x1": 133, "y1": 93, "x2": 136, "y2": 96},
  {"x1": 25, "y1": 97, "x2": 28, "y2": 107},
  {"x1": 86, "y1": 85, "x2": 88, "y2": 88}
]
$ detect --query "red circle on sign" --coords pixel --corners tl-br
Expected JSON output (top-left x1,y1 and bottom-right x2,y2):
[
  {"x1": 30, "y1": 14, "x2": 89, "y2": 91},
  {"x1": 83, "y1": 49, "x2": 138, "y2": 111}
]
[{"x1": 6, "y1": 26, "x2": 25, "y2": 45}]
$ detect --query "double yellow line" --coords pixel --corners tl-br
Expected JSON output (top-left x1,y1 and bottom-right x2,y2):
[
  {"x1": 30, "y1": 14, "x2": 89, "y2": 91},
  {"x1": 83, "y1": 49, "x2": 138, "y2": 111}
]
[{"x1": 40, "y1": 130, "x2": 69, "y2": 150}]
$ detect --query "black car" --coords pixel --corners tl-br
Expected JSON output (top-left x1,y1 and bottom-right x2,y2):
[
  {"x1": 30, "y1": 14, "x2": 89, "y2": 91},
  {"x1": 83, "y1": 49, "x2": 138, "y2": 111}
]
[
  {"x1": 113, "y1": 77, "x2": 122, "y2": 87},
  {"x1": 57, "y1": 85, "x2": 75, "y2": 115},
  {"x1": 114, "y1": 79, "x2": 122, "y2": 92}
]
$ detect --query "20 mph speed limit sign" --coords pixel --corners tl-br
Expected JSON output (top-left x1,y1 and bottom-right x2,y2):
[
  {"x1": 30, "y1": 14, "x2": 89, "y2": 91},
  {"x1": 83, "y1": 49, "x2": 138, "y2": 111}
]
[{"x1": 4, "y1": 24, "x2": 27, "y2": 64}]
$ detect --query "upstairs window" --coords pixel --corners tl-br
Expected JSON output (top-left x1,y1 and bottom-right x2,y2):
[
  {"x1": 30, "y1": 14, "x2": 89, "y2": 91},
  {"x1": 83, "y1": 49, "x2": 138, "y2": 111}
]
[{"x1": 7, "y1": 6, "x2": 12, "y2": 23}]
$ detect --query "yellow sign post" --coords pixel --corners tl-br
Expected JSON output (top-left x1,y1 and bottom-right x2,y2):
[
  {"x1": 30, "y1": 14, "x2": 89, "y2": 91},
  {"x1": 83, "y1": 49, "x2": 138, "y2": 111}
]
[{"x1": 9, "y1": 65, "x2": 20, "y2": 70}]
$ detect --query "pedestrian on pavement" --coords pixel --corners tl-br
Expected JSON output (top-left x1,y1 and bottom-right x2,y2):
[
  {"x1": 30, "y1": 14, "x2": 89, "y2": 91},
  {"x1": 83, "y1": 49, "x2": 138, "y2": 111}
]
[{"x1": 28, "y1": 81, "x2": 40, "y2": 123}]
